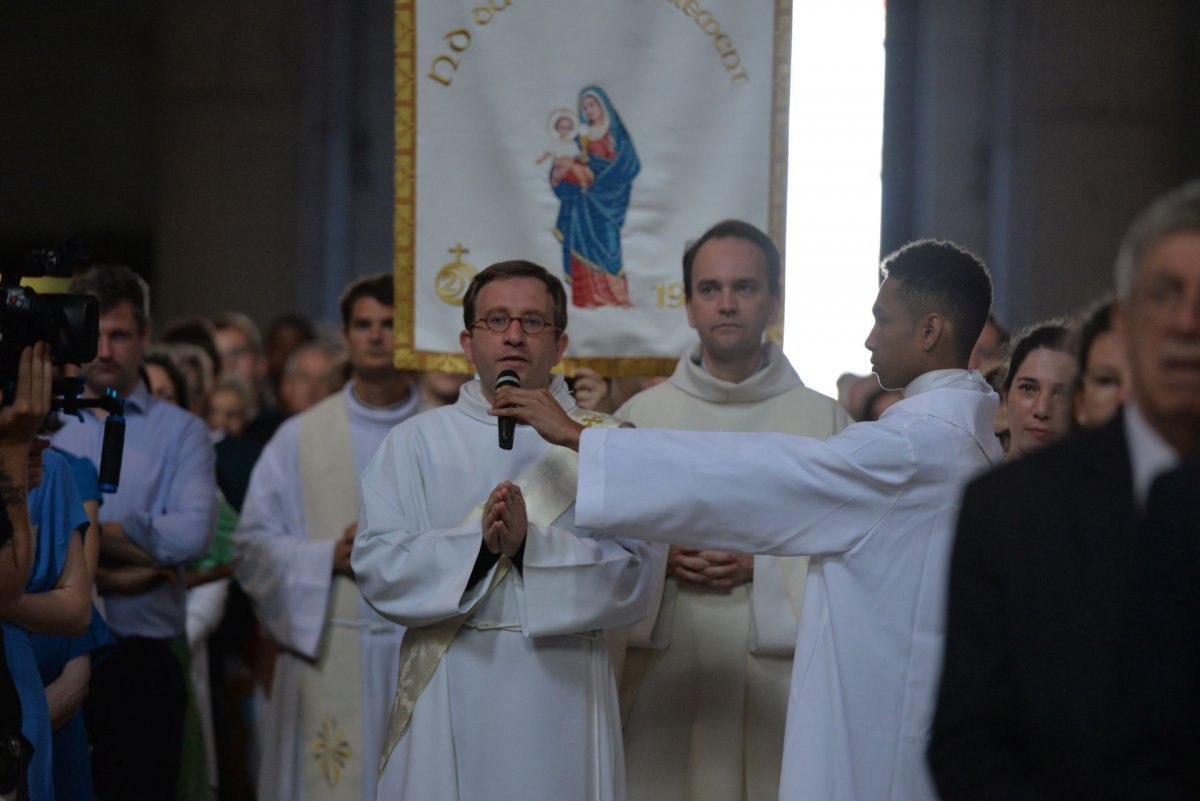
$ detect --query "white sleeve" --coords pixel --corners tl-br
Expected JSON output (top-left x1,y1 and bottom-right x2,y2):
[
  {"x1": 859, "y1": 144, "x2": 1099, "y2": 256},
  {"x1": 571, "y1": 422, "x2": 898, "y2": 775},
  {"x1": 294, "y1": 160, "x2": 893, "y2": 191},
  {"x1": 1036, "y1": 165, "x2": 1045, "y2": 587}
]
[
  {"x1": 119, "y1": 415, "x2": 218, "y2": 565},
  {"x1": 518, "y1": 521, "x2": 663, "y2": 637},
  {"x1": 186, "y1": 578, "x2": 231, "y2": 649},
  {"x1": 232, "y1": 427, "x2": 336, "y2": 658},
  {"x1": 352, "y1": 431, "x2": 495, "y2": 628},
  {"x1": 621, "y1": 558, "x2": 669, "y2": 649},
  {"x1": 353, "y1": 429, "x2": 664, "y2": 637},
  {"x1": 575, "y1": 424, "x2": 916, "y2": 558}
]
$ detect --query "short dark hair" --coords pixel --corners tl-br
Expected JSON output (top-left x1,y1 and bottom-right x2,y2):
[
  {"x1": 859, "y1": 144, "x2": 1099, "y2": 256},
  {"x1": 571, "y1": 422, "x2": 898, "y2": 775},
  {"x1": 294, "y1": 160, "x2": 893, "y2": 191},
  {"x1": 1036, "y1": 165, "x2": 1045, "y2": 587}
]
[
  {"x1": 461, "y1": 260, "x2": 568, "y2": 334},
  {"x1": 1003, "y1": 320, "x2": 1073, "y2": 395},
  {"x1": 70, "y1": 264, "x2": 151, "y2": 332},
  {"x1": 339, "y1": 274, "x2": 394, "y2": 328},
  {"x1": 879, "y1": 239, "x2": 993, "y2": 364},
  {"x1": 681, "y1": 219, "x2": 781, "y2": 301},
  {"x1": 267, "y1": 313, "x2": 317, "y2": 346},
  {"x1": 1072, "y1": 296, "x2": 1116, "y2": 379}
]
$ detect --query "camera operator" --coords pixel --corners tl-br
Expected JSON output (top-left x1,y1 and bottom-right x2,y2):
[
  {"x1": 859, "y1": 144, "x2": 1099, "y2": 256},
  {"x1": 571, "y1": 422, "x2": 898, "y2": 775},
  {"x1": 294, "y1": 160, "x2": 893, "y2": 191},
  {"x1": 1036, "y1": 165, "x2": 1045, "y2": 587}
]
[
  {"x1": 52, "y1": 264, "x2": 217, "y2": 801},
  {"x1": 0, "y1": 343, "x2": 54, "y2": 799}
]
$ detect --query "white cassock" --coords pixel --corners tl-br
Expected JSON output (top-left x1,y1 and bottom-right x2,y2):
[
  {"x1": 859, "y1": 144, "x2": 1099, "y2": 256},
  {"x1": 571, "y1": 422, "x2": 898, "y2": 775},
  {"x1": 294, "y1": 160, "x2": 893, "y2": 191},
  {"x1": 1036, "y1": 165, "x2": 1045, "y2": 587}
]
[
  {"x1": 575, "y1": 369, "x2": 1004, "y2": 801},
  {"x1": 234, "y1": 382, "x2": 421, "y2": 801},
  {"x1": 615, "y1": 343, "x2": 850, "y2": 801},
  {"x1": 353, "y1": 377, "x2": 661, "y2": 801}
]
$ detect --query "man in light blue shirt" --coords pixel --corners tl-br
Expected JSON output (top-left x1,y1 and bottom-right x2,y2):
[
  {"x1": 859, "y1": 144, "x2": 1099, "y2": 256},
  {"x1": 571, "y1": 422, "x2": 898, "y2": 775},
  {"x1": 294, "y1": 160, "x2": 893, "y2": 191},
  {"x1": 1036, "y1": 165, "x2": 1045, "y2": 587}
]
[{"x1": 52, "y1": 263, "x2": 216, "y2": 801}]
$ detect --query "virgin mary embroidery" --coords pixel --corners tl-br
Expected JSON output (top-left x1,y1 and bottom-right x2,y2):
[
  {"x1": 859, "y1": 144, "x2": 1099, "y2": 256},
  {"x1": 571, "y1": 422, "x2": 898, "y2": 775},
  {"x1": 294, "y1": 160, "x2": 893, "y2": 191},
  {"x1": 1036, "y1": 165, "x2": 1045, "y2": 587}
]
[{"x1": 550, "y1": 85, "x2": 640, "y2": 308}]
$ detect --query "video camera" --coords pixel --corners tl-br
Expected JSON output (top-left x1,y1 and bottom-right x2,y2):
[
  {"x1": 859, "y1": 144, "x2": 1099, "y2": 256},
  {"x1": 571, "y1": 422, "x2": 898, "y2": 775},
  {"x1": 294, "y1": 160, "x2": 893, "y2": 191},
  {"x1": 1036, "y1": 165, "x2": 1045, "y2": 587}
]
[{"x1": 1, "y1": 238, "x2": 126, "y2": 491}]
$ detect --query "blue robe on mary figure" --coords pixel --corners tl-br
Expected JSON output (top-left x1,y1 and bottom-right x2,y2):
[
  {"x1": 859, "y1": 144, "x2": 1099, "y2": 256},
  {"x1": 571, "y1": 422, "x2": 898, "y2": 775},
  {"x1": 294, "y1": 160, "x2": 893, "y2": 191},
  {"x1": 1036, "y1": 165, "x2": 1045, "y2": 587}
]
[{"x1": 553, "y1": 84, "x2": 640, "y2": 308}]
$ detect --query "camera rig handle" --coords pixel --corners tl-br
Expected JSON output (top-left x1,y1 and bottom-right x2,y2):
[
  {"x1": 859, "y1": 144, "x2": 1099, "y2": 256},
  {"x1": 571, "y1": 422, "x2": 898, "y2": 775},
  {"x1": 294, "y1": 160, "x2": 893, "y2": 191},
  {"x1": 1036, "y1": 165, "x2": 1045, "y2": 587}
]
[
  {"x1": 53, "y1": 381, "x2": 124, "y2": 419},
  {"x1": 52, "y1": 378, "x2": 126, "y2": 493}
]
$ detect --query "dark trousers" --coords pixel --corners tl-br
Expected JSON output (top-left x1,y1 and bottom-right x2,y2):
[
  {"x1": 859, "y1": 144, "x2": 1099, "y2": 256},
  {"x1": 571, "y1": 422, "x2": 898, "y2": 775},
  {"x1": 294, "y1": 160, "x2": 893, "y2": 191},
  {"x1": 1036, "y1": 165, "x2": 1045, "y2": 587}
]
[{"x1": 85, "y1": 636, "x2": 186, "y2": 801}]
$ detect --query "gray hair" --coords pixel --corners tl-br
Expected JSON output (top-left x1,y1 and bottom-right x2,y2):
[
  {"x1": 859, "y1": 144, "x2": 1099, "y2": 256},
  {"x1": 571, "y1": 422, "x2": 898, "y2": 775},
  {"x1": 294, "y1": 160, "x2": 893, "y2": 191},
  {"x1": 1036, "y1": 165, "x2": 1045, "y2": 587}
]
[
  {"x1": 212, "y1": 310, "x2": 264, "y2": 354},
  {"x1": 283, "y1": 340, "x2": 344, "y2": 378},
  {"x1": 1115, "y1": 182, "x2": 1200, "y2": 299}
]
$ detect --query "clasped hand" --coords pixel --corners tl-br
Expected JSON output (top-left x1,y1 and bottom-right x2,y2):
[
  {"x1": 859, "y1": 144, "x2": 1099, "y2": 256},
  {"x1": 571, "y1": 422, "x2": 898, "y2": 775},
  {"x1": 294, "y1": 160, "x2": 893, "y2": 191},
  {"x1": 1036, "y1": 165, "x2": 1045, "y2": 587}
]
[
  {"x1": 571, "y1": 367, "x2": 614, "y2": 414},
  {"x1": 482, "y1": 481, "x2": 527, "y2": 557},
  {"x1": 668, "y1": 545, "x2": 754, "y2": 589}
]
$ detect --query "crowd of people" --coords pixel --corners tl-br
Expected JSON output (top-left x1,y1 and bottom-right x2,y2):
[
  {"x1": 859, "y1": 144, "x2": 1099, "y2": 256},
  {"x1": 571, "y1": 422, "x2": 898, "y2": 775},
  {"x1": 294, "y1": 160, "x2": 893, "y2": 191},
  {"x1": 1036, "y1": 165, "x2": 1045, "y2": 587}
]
[{"x1": 0, "y1": 180, "x2": 1196, "y2": 801}]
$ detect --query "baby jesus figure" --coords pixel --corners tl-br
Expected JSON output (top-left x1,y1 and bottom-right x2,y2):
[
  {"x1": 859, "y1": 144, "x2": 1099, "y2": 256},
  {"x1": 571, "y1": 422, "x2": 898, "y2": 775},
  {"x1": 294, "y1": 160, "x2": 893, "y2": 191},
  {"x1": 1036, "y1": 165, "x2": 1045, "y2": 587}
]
[{"x1": 536, "y1": 109, "x2": 593, "y2": 191}]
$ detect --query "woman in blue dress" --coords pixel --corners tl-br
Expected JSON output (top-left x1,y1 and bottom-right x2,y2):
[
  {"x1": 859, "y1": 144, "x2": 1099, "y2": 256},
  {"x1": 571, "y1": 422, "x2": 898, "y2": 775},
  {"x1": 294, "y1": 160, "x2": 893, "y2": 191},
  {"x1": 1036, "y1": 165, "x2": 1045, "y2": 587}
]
[
  {"x1": 552, "y1": 85, "x2": 641, "y2": 308},
  {"x1": 31, "y1": 448, "x2": 113, "y2": 801},
  {"x1": 1, "y1": 442, "x2": 93, "y2": 800}
]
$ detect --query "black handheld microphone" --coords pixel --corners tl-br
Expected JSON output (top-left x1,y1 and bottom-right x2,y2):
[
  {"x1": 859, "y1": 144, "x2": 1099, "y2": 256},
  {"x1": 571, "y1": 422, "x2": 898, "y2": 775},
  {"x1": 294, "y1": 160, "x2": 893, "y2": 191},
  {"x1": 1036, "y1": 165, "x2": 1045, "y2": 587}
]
[{"x1": 496, "y1": 369, "x2": 520, "y2": 450}]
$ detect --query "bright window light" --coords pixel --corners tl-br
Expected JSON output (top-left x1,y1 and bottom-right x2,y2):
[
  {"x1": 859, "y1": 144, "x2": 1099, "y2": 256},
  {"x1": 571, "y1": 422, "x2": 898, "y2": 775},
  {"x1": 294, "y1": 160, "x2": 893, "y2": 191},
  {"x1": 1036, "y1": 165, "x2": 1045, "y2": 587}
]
[{"x1": 783, "y1": 1, "x2": 886, "y2": 399}]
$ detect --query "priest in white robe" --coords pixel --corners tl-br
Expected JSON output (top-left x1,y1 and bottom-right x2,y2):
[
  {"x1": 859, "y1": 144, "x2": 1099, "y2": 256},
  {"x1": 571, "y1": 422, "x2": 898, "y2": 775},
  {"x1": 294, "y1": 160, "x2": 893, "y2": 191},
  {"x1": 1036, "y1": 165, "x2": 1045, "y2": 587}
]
[
  {"x1": 495, "y1": 240, "x2": 1005, "y2": 801},
  {"x1": 611, "y1": 222, "x2": 849, "y2": 801},
  {"x1": 353, "y1": 261, "x2": 660, "y2": 801},
  {"x1": 234, "y1": 275, "x2": 422, "y2": 801}
]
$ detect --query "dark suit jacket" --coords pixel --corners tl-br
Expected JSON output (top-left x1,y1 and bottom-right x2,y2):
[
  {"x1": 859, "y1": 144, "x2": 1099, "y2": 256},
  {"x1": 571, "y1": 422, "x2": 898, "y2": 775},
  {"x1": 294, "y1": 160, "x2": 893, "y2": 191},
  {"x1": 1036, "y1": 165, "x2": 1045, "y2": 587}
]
[
  {"x1": 1114, "y1": 460, "x2": 1200, "y2": 801},
  {"x1": 929, "y1": 414, "x2": 1144, "y2": 800},
  {"x1": 214, "y1": 434, "x2": 262, "y2": 512}
]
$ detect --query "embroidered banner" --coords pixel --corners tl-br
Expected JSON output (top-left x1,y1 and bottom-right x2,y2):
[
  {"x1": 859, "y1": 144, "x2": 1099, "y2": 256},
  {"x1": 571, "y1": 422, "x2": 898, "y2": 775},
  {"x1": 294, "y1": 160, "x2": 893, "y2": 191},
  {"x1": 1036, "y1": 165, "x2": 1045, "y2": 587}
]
[{"x1": 394, "y1": 0, "x2": 790, "y2": 376}]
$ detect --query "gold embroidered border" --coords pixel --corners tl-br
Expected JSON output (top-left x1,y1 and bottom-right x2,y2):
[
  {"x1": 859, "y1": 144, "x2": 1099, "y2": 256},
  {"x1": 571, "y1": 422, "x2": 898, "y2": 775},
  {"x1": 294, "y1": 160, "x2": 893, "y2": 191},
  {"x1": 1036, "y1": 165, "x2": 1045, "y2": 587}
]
[
  {"x1": 765, "y1": 0, "x2": 791, "y2": 346},
  {"x1": 393, "y1": 1, "x2": 441, "y2": 369},
  {"x1": 393, "y1": 0, "x2": 792, "y2": 377}
]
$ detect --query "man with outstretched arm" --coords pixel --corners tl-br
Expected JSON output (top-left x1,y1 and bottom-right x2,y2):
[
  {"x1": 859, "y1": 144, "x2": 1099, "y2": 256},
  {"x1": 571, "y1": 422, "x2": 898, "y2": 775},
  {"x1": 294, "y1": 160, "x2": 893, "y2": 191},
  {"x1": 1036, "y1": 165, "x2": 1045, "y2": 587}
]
[{"x1": 495, "y1": 240, "x2": 1004, "y2": 801}]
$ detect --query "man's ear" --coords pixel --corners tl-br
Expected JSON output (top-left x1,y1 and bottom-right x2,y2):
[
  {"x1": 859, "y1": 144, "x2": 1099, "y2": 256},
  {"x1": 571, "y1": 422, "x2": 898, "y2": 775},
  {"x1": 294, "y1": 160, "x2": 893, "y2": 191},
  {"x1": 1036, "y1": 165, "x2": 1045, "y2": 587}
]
[
  {"x1": 554, "y1": 331, "x2": 570, "y2": 364},
  {"x1": 459, "y1": 329, "x2": 477, "y2": 369},
  {"x1": 768, "y1": 294, "x2": 782, "y2": 327},
  {"x1": 919, "y1": 313, "x2": 945, "y2": 353}
]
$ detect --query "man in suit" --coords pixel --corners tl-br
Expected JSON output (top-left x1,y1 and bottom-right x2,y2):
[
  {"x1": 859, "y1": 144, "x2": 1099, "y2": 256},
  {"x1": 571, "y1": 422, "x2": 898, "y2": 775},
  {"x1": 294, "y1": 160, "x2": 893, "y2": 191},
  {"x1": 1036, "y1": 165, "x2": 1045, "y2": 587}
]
[{"x1": 928, "y1": 182, "x2": 1200, "y2": 799}]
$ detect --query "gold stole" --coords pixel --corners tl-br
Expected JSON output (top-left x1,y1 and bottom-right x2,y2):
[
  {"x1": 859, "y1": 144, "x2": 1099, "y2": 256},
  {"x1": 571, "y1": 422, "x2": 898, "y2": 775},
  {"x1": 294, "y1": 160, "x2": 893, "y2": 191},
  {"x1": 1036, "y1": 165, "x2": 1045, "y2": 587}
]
[
  {"x1": 378, "y1": 407, "x2": 623, "y2": 777},
  {"x1": 298, "y1": 393, "x2": 365, "y2": 799}
]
